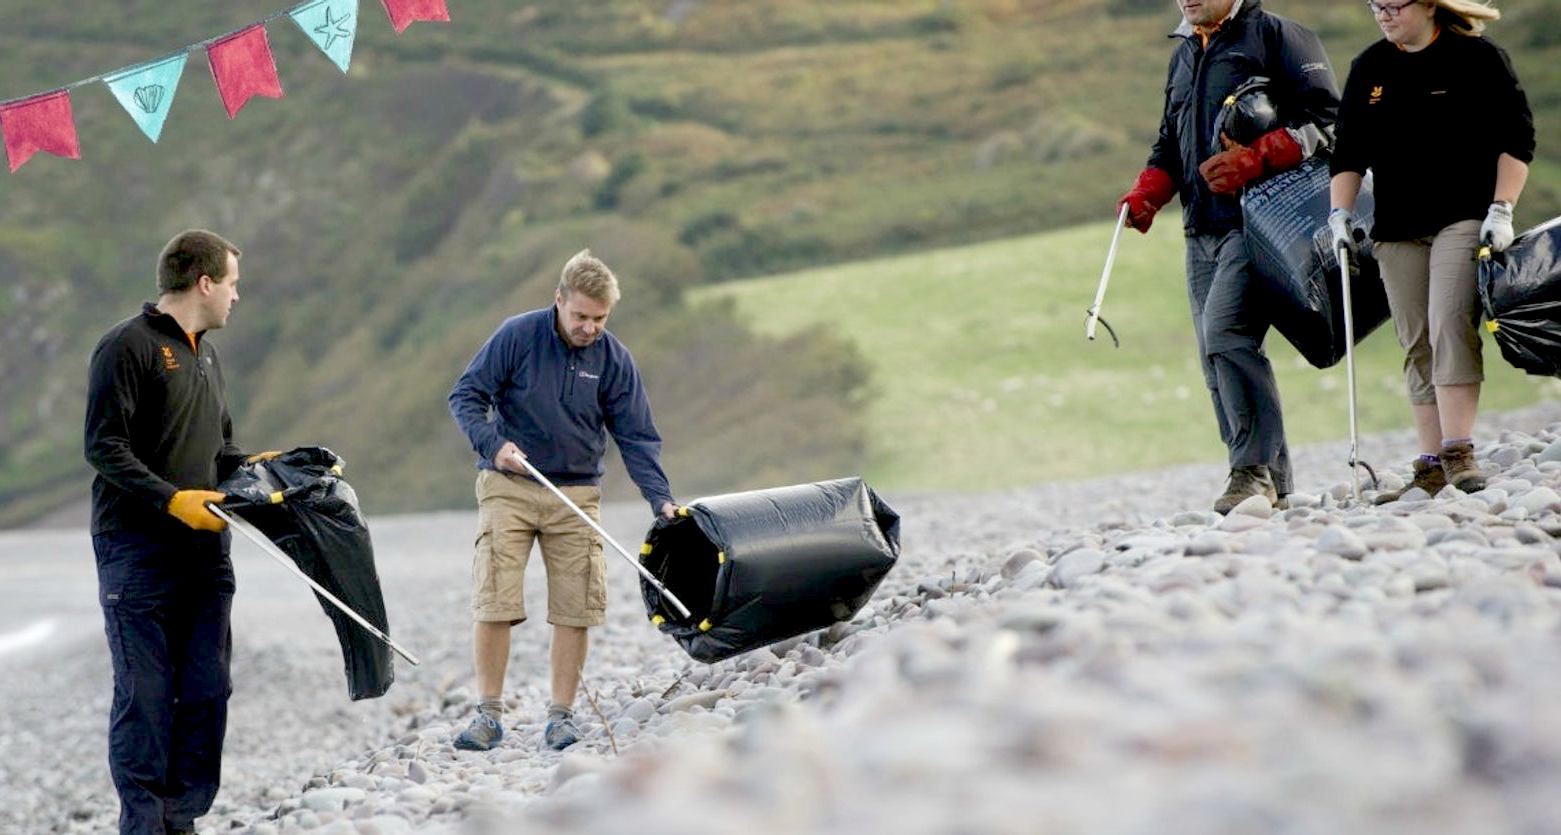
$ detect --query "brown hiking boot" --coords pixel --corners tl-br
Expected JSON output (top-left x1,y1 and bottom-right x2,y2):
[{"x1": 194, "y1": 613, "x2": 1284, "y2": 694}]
[
  {"x1": 1213, "y1": 465, "x2": 1277, "y2": 514},
  {"x1": 1439, "y1": 441, "x2": 1486, "y2": 493},
  {"x1": 1373, "y1": 457, "x2": 1448, "y2": 504}
]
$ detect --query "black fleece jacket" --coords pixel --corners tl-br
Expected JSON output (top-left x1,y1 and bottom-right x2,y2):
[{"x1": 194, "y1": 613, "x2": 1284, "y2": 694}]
[
  {"x1": 1331, "y1": 32, "x2": 1535, "y2": 242},
  {"x1": 84, "y1": 302, "x2": 246, "y2": 535}
]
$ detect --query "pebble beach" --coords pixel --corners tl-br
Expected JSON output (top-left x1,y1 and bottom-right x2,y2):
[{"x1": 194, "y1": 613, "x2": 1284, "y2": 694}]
[{"x1": 8, "y1": 401, "x2": 1561, "y2": 834}]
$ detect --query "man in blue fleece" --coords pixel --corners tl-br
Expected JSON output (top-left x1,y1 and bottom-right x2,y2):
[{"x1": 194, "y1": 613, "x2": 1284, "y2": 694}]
[{"x1": 448, "y1": 249, "x2": 677, "y2": 751}]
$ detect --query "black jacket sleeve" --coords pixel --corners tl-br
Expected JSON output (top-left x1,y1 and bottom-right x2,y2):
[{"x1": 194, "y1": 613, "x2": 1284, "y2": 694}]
[
  {"x1": 1268, "y1": 17, "x2": 1339, "y2": 158},
  {"x1": 1146, "y1": 51, "x2": 1185, "y2": 181},
  {"x1": 83, "y1": 336, "x2": 178, "y2": 510},
  {"x1": 1488, "y1": 41, "x2": 1535, "y2": 164},
  {"x1": 1330, "y1": 53, "x2": 1370, "y2": 177}
]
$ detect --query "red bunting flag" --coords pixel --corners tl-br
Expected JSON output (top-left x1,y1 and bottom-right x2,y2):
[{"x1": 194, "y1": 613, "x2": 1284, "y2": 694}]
[
  {"x1": 0, "y1": 90, "x2": 81, "y2": 172},
  {"x1": 207, "y1": 26, "x2": 285, "y2": 119},
  {"x1": 380, "y1": 0, "x2": 450, "y2": 34}
]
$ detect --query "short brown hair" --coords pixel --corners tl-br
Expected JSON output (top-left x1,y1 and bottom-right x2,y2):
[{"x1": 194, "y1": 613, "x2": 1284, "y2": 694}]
[
  {"x1": 558, "y1": 249, "x2": 620, "y2": 304},
  {"x1": 158, "y1": 229, "x2": 241, "y2": 294}
]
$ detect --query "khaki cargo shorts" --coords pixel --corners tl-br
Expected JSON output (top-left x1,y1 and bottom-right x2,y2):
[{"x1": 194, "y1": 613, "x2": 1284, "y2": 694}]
[{"x1": 471, "y1": 469, "x2": 605, "y2": 628}]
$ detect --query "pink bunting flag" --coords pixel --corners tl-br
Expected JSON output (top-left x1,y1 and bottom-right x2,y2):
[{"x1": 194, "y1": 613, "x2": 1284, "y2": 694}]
[
  {"x1": 0, "y1": 90, "x2": 81, "y2": 172},
  {"x1": 207, "y1": 25, "x2": 284, "y2": 119},
  {"x1": 380, "y1": 0, "x2": 449, "y2": 34}
]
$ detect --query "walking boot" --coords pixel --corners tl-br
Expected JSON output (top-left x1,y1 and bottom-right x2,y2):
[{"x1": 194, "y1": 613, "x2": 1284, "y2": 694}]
[
  {"x1": 1213, "y1": 465, "x2": 1277, "y2": 514},
  {"x1": 1374, "y1": 457, "x2": 1447, "y2": 504},
  {"x1": 1439, "y1": 442, "x2": 1486, "y2": 493}
]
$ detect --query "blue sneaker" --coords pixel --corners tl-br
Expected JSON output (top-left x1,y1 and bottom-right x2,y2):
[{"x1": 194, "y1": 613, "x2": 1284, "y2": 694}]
[
  {"x1": 543, "y1": 715, "x2": 580, "y2": 750},
  {"x1": 454, "y1": 712, "x2": 503, "y2": 751}
]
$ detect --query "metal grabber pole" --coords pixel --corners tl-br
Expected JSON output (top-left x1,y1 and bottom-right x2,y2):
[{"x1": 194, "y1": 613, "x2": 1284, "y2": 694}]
[
  {"x1": 516, "y1": 458, "x2": 693, "y2": 620},
  {"x1": 1085, "y1": 204, "x2": 1130, "y2": 345},
  {"x1": 207, "y1": 503, "x2": 421, "y2": 666},
  {"x1": 1336, "y1": 243, "x2": 1369, "y2": 503}
]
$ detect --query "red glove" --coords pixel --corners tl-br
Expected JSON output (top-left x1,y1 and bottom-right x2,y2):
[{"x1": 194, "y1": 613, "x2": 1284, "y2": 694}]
[
  {"x1": 1116, "y1": 167, "x2": 1177, "y2": 233},
  {"x1": 1198, "y1": 129, "x2": 1303, "y2": 194}
]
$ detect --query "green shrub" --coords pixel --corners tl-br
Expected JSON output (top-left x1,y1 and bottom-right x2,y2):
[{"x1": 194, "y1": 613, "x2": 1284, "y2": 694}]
[
  {"x1": 593, "y1": 153, "x2": 647, "y2": 210},
  {"x1": 581, "y1": 89, "x2": 636, "y2": 137}
]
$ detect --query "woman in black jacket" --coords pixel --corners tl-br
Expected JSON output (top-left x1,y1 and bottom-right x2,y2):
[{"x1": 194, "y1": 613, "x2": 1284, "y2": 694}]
[{"x1": 1327, "y1": 0, "x2": 1533, "y2": 501}]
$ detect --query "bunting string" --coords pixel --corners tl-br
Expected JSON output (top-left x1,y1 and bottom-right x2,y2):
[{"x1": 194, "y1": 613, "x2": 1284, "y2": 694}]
[{"x1": 0, "y1": 0, "x2": 449, "y2": 171}]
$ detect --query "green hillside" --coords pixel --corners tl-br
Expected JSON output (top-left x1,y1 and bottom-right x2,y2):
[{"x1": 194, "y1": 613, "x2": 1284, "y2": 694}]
[
  {"x1": 1, "y1": 0, "x2": 1559, "y2": 524},
  {"x1": 698, "y1": 220, "x2": 1561, "y2": 491}
]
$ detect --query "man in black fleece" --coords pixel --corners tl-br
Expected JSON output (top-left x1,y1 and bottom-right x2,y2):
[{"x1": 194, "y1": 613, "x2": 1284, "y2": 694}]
[{"x1": 84, "y1": 229, "x2": 276, "y2": 835}]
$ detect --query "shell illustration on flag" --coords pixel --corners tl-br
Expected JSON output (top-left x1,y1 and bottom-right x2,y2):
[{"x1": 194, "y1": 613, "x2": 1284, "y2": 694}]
[
  {"x1": 132, "y1": 85, "x2": 165, "y2": 114},
  {"x1": 103, "y1": 53, "x2": 188, "y2": 143}
]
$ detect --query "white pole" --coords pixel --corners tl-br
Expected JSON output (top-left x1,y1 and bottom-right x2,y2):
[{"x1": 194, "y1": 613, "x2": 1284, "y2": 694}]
[
  {"x1": 1086, "y1": 204, "x2": 1130, "y2": 341},
  {"x1": 1337, "y1": 246, "x2": 1363, "y2": 503},
  {"x1": 208, "y1": 503, "x2": 421, "y2": 666},
  {"x1": 516, "y1": 458, "x2": 693, "y2": 620}
]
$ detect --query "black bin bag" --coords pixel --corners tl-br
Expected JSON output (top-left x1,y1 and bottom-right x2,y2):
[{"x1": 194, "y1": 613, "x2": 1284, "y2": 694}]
[
  {"x1": 1479, "y1": 215, "x2": 1561, "y2": 377},
  {"x1": 639, "y1": 477, "x2": 900, "y2": 663},
  {"x1": 1240, "y1": 156, "x2": 1391, "y2": 368},
  {"x1": 217, "y1": 447, "x2": 394, "y2": 700}
]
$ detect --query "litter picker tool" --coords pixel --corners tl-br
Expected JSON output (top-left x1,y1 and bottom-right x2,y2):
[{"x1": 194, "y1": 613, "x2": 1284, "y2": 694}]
[
  {"x1": 516, "y1": 458, "x2": 693, "y2": 620},
  {"x1": 1335, "y1": 241, "x2": 1377, "y2": 502},
  {"x1": 1085, "y1": 204, "x2": 1128, "y2": 347},
  {"x1": 207, "y1": 502, "x2": 421, "y2": 666}
]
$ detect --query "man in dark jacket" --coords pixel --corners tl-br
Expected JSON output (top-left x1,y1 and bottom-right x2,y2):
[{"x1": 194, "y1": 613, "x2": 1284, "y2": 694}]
[
  {"x1": 1116, "y1": 0, "x2": 1339, "y2": 512},
  {"x1": 84, "y1": 229, "x2": 276, "y2": 835},
  {"x1": 448, "y1": 248, "x2": 677, "y2": 752}
]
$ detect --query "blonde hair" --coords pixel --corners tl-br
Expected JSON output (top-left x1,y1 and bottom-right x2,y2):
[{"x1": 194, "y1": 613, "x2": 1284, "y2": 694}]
[
  {"x1": 1432, "y1": 0, "x2": 1499, "y2": 36},
  {"x1": 558, "y1": 249, "x2": 621, "y2": 304}
]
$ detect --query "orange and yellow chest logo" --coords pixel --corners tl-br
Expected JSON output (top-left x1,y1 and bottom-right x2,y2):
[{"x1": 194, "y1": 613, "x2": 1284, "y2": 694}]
[
  {"x1": 161, "y1": 345, "x2": 181, "y2": 372},
  {"x1": 1368, "y1": 85, "x2": 1384, "y2": 105}
]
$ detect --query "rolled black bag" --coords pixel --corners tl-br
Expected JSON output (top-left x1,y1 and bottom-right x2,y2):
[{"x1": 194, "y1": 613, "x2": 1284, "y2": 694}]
[
  {"x1": 639, "y1": 477, "x2": 900, "y2": 663},
  {"x1": 217, "y1": 446, "x2": 394, "y2": 700},
  {"x1": 1240, "y1": 156, "x2": 1391, "y2": 368},
  {"x1": 1479, "y1": 215, "x2": 1561, "y2": 377}
]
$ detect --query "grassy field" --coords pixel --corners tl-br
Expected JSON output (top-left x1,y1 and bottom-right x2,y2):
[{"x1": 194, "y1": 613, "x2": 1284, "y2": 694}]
[{"x1": 697, "y1": 222, "x2": 1561, "y2": 492}]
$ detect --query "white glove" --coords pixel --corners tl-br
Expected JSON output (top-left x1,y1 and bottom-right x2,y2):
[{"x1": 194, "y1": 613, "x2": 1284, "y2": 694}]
[
  {"x1": 1327, "y1": 208, "x2": 1356, "y2": 256},
  {"x1": 1480, "y1": 201, "x2": 1514, "y2": 252}
]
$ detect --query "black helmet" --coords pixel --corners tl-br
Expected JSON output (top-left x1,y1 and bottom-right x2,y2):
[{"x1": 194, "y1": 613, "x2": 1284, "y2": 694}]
[{"x1": 1211, "y1": 76, "x2": 1281, "y2": 154}]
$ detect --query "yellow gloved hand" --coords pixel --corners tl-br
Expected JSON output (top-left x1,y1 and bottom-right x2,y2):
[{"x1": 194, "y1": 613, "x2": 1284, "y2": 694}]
[
  {"x1": 167, "y1": 490, "x2": 227, "y2": 532},
  {"x1": 245, "y1": 450, "x2": 283, "y2": 463}
]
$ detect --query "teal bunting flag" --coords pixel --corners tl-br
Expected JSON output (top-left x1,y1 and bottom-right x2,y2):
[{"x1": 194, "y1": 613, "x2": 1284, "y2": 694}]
[
  {"x1": 290, "y1": 0, "x2": 359, "y2": 73},
  {"x1": 102, "y1": 53, "x2": 188, "y2": 143}
]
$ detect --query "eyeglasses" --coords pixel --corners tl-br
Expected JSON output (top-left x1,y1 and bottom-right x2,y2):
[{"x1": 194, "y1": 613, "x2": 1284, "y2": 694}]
[{"x1": 1366, "y1": 0, "x2": 1421, "y2": 18}]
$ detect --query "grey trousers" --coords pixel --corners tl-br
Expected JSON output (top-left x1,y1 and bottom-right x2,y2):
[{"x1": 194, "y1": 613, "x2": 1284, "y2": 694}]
[{"x1": 1185, "y1": 230, "x2": 1293, "y2": 494}]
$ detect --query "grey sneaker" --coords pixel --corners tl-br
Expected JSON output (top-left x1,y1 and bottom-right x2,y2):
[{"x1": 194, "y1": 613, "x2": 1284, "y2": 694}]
[
  {"x1": 1374, "y1": 457, "x2": 1447, "y2": 504},
  {"x1": 1213, "y1": 465, "x2": 1277, "y2": 514},
  {"x1": 454, "y1": 712, "x2": 503, "y2": 751},
  {"x1": 1439, "y1": 442, "x2": 1485, "y2": 493},
  {"x1": 544, "y1": 715, "x2": 581, "y2": 751}
]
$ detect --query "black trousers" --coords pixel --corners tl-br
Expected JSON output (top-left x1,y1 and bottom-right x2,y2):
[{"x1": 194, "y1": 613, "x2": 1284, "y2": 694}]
[
  {"x1": 93, "y1": 527, "x2": 234, "y2": 835},
  {"x1": 1185, "y1": 230, "x2": 1293, "y2": 495}
]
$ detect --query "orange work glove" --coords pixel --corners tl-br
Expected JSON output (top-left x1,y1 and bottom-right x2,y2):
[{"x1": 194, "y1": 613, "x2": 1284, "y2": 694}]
[
  {"x1": 1198, "y1": 129, "x2": 1303, "y2": 194},
  {"x1": 167, "y1": 490, "x2": 227, "y2": 532},
  {"x1": 1115, "y1": 167, "x2": 1177, "y2": 233},
  {"x1": 245, "y1": 450, "x2": 282, "y2": 463}
]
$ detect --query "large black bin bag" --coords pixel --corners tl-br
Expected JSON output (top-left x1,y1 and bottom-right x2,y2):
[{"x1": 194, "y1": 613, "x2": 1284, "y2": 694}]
[
  {"x1": 1479, "y1": 215, "x2": 1561, "y2": 378},
  {"x1": 1240, "y1": 157, "x2": 1391, "y2": 368},
  {"x1": 640, "y1": 477, "x2": 900, "y2": 663},
  {"x1": 217, "y1": 447, "x2": 394, "y2": 700}
]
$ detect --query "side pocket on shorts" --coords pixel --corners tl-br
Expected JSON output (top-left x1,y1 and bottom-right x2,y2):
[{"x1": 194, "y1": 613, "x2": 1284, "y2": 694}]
[
  {"x1": 473, "y1": 507, "x2": 496, "y2": 598},
  {"x1": 587, "y1": 532, "x2": 607, "y2": 613}
]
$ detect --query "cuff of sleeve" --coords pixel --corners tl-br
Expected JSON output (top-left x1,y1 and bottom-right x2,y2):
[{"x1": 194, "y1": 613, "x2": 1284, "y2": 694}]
[{"x1": 477, "y1": 436, "x2": 504, "y2": 465}]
